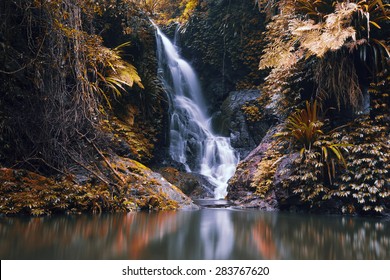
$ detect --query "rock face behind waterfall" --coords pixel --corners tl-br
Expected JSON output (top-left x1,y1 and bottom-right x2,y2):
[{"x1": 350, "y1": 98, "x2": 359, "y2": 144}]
[
  {"x1": 218, "y1": 90, "x2": 273, "y2": 159},
  {"x1": 180, "y1": 1, "x2": 265, "y2": 111}
]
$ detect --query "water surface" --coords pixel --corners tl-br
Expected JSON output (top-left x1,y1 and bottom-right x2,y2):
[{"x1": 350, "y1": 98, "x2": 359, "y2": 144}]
[{"x1": 1, "y1": 208, "x2": 389, "y2": 259}]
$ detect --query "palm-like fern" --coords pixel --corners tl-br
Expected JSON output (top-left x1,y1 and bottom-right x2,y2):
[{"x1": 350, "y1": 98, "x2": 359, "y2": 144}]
[
  {"x1": 276, "y1": 100, "x2": 323, "y2": 154},
  {"x1": 276, "y1": 100, "x2": 349, "y2": 182},
  {"x1": 91, "y1": 42, "x2": 144, "y2": 108}
]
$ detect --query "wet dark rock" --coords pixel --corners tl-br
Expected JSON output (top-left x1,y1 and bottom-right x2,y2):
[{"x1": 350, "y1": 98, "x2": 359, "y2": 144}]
[
  {"x1": 226, "y1": 126, "x2": 281, "y2": 210},
  {"x1": 179, "y1": 0, "x2": 266, "y2": 114},
  {"x1": 102, "y1": 156, "x2": 199, "y2": 211},
  {"x1": 157, "y1": 167, "x2": 216, "y2": 199},
  {"x1": 227, "y1": 126, "x2": 278, "y2": 198},
  {"x1": 193, "y1": 199, "x2": 232, "y2": 208},
  {"x1": 231, "y1": 192, "x2": 278, "y2": 211},
  {"x1": 151, "y1": 148, "x2": 189, "y2": 172},
  {"x1": 226, "y1": 132, "x2": 347, "y2": 214},
  {"x1": 217, "y1": 90, "x2": 274, "y2": 159}
]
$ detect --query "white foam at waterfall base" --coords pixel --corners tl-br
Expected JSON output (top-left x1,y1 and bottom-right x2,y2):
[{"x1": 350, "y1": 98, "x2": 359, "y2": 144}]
[{"x1": 154, "y1": 23, "x2": 238, "y2": 199}]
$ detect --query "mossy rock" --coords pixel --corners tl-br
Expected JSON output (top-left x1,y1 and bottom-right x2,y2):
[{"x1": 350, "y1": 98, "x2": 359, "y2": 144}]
[
  {"x1": 0, "y1": 156, "x2": 198, "y2": 216},
  {"x1": 157, "y1": 167, "x2": 216, "y2": 199}
]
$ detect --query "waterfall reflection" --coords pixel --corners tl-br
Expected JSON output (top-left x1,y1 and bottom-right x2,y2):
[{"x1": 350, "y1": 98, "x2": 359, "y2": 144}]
[
  {"x1": 200, "y1": 210, "x2": 234, "y2": 259},
  {"x1": 0, "y1": 210, "x2": 389, "y2": 259}
]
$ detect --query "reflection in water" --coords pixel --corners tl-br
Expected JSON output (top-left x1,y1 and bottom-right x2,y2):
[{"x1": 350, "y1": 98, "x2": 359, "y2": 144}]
[
  {"x1": 0, "y1": 209, "x2": 389, "y2": 259},
  {"x1": 200, "y1": 210, "x2": 234, "y2": 259}
]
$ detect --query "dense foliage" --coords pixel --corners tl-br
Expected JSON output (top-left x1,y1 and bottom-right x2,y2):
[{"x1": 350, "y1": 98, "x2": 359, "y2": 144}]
[
  {"x1": 131, "y1": 0, "x2": 199, "y2": 23},
  {"x1": 0, "y1": 0, "x2": 158, "y2": 169},
  {"x1": 0, "y1": 0, "x2": 185, "y2": 215},
  {"x1": 0, "y1": 0, "x2": 389, "y2": 215},
  {"x1": 247, "y1": 0, "x2": 390, "y2": 214},
  {"x1": 258, "y1": 0, "x2": 389, "y2": 112}
]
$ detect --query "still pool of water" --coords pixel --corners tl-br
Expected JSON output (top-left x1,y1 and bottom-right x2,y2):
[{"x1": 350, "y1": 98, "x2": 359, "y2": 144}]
[{"x1": 1, "y1": 208, "x2": 389, "y2": 259}]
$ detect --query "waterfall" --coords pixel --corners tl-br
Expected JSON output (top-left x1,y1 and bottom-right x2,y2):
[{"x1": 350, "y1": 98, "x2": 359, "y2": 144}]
[{"x1": 154, "y1": 24, "x2": 238, "y2": 199}]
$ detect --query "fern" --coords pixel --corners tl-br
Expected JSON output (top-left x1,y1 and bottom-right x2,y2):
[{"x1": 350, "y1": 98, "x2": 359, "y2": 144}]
[
  {"x1": 275, "y1": 100, "x2": 323, "y2": 152},
  {"x1": 276, "y1": 100, "x2": 350, "y2": 184},
  {"x1": 93, "y1": 42, "x2": 144, "y2": 107}
]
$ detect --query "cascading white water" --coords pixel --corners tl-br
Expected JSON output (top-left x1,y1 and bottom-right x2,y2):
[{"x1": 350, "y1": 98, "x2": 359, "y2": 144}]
[{"x1": 154, "y1": 24, "x2": 238, "y2": 199}]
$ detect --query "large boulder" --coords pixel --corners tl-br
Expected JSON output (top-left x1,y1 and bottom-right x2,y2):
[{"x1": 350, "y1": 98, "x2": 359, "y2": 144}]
[
  {"x1": 227, "y1": 125, "x2": 322, "y2": 212},
  {"x1": 226, "y1": 126, "x2": 279, "y2": 210},
  {"x1": 157, "y1": 167, "x2": 216, "y2": 199}
]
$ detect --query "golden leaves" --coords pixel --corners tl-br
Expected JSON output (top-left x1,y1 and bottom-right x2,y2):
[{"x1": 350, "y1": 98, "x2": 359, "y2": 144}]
[
  {"x1": 289, "y1": 2, "x2": 358, "y2": 58},
  {"x1": 259, "y1": 38, "x2": 298, "y2": 69},
  {"x1": 259, "y1": 2, "x2": 358, "y2": 69},
  {"x1": 275, "y1": 101, "x2": 324, "y2": 151},
  {"x1": 260, "y1": 0, "x2": 389, "y2": 70}
]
